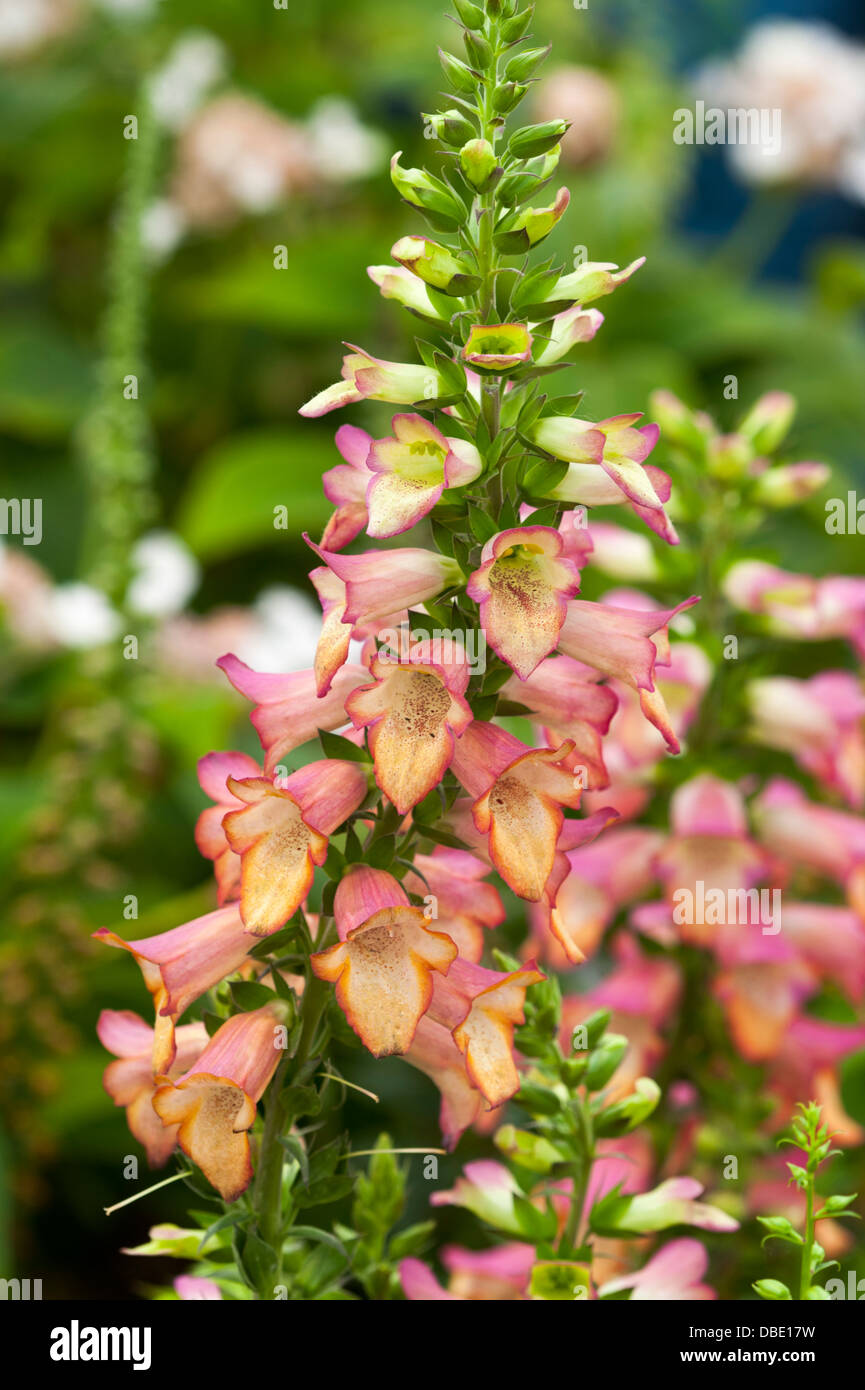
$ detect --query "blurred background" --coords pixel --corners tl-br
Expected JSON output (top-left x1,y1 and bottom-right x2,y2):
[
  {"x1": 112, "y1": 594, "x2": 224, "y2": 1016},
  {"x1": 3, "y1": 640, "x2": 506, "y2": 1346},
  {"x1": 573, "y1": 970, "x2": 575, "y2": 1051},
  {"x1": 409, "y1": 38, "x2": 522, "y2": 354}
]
[{"x1": 1, "y1": 0, "x2": 865, "y2": 1298}]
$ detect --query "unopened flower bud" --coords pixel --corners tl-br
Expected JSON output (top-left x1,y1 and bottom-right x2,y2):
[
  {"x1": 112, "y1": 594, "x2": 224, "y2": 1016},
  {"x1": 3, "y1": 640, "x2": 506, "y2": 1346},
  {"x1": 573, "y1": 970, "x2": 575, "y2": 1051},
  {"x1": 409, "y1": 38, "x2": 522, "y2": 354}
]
[
  {"x1": 739, "y1": 390, "x2": 796, "y2": 454},
  {"x1": 459, "y1": 138, "x2": 499, "y2": 189},
  {"x1": 752, "y1": 461, "x2": 829, "y2": 507}
]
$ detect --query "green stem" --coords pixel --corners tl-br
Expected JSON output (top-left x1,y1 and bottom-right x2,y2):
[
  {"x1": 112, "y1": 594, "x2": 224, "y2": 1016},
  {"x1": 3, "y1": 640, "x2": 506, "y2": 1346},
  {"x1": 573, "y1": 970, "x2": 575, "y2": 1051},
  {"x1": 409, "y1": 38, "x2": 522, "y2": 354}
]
[
  {"x1": 560, "y1": 1097, "x2": 594, "y2": 1254},
  {"x1": 799, "y1": 1177, "x2": 815, "y2": 1301}
]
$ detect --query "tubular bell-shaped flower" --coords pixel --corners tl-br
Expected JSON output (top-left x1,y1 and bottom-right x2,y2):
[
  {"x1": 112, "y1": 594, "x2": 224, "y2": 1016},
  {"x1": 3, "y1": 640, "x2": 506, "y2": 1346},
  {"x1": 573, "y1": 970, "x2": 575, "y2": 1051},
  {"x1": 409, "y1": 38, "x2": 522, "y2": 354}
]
[
  {"x1": 310, "y1": 866, "x2": 457, "y2": 1056},
  {"x1": 222, "y1": 759, "x2": 369, "y2": 936},
  {"x1": 557, "y1": 595, "x2": 699, "y2": 751},
  {"x1": 153, "y1": 1003, "x2": 287, "y2": 1202},
  {"x1": 502, "y1": 654, "x2": 617, "y2": 786},
  {"x1": 450, "y1": 720, "x2": 587, "y2": 901},
  {"x1": 217, "y1": 653, "x2": 368, "y2": 774},
  {"x1": 320, "y1": 424, "x2": 373, "y2": 550},
  {"x1": 467, "y1": 526, "x2": 582, "y2": 680},
  {"x1": 94, "y1": 905, "x2": 252, "y2": 1073},
  {"x1": 427, "y1": 957, "x2": 545, "y2": 1108},
  {"x1": 194, "y1": 749, "x2": 262, "y2": 903},
  {"x1": 403, "y1": 846, "x2": 504, "y2": 963},
  {"x1": 345, "y1": 640, "x2": 472, "y2": 814},
  {"x1": 529, "y1": 413, "x2": 676, "y2": 545},
  {"x1": 299, "y1": 343, "x2": 455, "y2": 418},
  {"x1": 98, "y1": 1010, "x2": 208, "y2": 1168},
  {"x1": 305, "y1": 537, "x2": 463, "y2": 627},
  {"x1": 365, "y1": 413, "x2": 482, "y2": 538},
  {"x1": 463, "y1": 323, "x2": 533, "y2": 370}
]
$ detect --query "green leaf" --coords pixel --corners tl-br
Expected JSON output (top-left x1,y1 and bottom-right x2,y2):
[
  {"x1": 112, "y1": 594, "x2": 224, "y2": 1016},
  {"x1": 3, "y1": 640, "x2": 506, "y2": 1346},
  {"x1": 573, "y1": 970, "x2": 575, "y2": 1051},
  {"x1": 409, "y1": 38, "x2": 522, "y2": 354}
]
[
  {"x1": 513, "y1": 1196, "x2": 558, "y2": 1243},
  {"x1": 176, "y1": 429, "x2": 332, "y2": 561},
  {"x1": 318, "y1": 730, "x2": 372, "y2": 764},
  {"x1": 229, "y1": 980, "x2": 275, "y2": 1011},
  {"x1": 279, "y1": 1134, "x2": 310, "y2": 1187},
  {"x1": 286, "y1": 1226, "x2": 349, "y2": 1258}
]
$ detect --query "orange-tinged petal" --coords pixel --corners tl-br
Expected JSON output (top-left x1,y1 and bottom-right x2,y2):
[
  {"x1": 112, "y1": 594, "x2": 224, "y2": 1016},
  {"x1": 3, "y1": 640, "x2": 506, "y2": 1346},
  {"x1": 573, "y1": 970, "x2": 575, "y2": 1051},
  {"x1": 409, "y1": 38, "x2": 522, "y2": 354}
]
[
  {"x1": 473, "y1": 746, "x2": 581, "y2": 901},
  {"x1": 452, "y1": 966, "x2": 544, "y2": 1107},
  {"x1": 348, "y1": 664, "x2": 471, "y2": 814},
  {"x1": 153, "y1": 1075, "x2": 257, "y2": 1202},
  {"x1": 310, "y1": 905, "x2": 457, "y2": 1056},
  {"x1": 223, "y1": 778, "x2": 329, "y2": 936}
]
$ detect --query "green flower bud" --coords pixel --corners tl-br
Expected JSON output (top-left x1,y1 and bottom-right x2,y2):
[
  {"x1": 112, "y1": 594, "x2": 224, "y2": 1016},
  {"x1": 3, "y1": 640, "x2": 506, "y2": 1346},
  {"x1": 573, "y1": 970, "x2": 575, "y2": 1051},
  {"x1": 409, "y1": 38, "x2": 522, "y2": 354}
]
[
  {"x1": 739, "y1": 390, "x2": 796, "y2": 453},
  {"x1": 508, "y1": 119, "x2": 568, "y2": 158},
  {"x1": 494, "y1": 1124, "x2": 566, "y2": 1173},
  {"x1": 390, "y1": 152, "x2": 466, "y2": 229},
  {"x1": 459, "y1": 138, "x2": 499, "y2": 189},
  {"x1": 464, "y1": 30, "x2": 493, "y2": 68},
  {"x1": 501, "y1": 7, "x2": 533, "y2": 42},
  {"x1": 593, "y1": 1078, "x2": 662, "y2": 1137},
  {"x1": 494, "y1": 186, "x2": 569, "y2": 252},
  {"x1": 391, "y1": 234, "x2": 480, "y2": 296},
  {"x1": 454, "y1": 0, "x2": 485, "y2": 27},
  {"x1": 423, "y1": 108, "x2": 477, "y2": 147},
  {"x1": 504, "y1": 44, "x2": 550, "y2": 82},
  {"x1": 706, "y1": 431, "x2": 752, "y2": 481},
  {"x1": 439, "y1": 47, "x2": 477, "y2": 92},
  {"x1": 752, "y1": 461, "x2": 829, "y2": 507},
  {"x1": 584, "y1": 1033, "x2": 628, "y2": 1090},
  {"x1": 492, "y1": 81, "x2": 528, "y2": 113}
]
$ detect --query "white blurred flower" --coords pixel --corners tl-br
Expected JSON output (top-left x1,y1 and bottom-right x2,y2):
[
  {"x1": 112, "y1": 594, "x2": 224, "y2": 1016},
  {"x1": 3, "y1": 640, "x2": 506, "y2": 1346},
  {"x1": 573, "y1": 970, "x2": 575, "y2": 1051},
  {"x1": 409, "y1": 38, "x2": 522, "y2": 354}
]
[
  {"x1": 127, "y1": 531, "x2": 200, "y2": 618},
  {"x1": 696, "y1": 21, "x2": 865, "y2": 200},
  {"x1": 148, "y1": 31, "x2": 226, "y2": 132},
  {"x1": 237, "y1": 586, "x2": 322, "y2": 673},
  {"x1": 94, "y1": 0, "x2": 157, "y2": 15},
  {"x1": 171, "y1": 94, "x2": 313, "y2": 225},
  {"x1": 0, "y1": 0, "x2": 79, "y2": 57},
  {"x1": 141, "y1": 198, "x2": 187, "y2": 260},
  {"x1": 47, "y1": 583, "x2": 121, "y2": 649},
  {"x1": 305, "y1": 97, "x2": 387, "y2": 181}
]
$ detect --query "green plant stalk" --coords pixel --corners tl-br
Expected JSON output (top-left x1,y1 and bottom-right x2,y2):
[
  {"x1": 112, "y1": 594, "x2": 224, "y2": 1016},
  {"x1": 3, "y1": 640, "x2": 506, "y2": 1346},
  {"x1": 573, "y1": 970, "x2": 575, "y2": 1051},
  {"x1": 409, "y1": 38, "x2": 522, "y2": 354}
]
[
  {"x1": 799, "y1": 1173, "x2": 816, "y2": 1301},
  {"x1": 251, "y1": 918, "x2": 337, "y2": 1296},
  {"x1": 561, "y1": 1097, "x2": 594, "y2": 1254}
]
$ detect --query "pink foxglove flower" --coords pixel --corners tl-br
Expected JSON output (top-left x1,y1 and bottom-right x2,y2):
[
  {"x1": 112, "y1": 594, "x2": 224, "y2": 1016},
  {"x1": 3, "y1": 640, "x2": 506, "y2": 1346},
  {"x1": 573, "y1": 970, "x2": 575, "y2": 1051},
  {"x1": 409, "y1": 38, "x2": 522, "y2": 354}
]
[
  {"x1": 426, "y1": 957, "x2": 544, "y2": 1108},
  {"x1": 305, "y1": 537, "x2": 463, "y2": 626},
  {"x1": 502, "y1": 654, "x2": 618, "y2": 790},
  {"x1": 345, "y1": 639, "x2": 472, "y2": 813},
  {"x1": 194, "y1": 749, "x2": 262, "y2": 904},
  {"x1": 222, "y1": 759, "x2": 369, "y2": 935},
  {"x1": 217, "y1": 652, "x2": 368, "y2": 774},
  {"x1": 598, "y1": 1238, "x2": 717, "y2": 1301},
  {"x1": 467, "y1": 526, "x2": 582, "y2": 679},
  {"x1": 557, "y1": 595, "x2": 699, "y2": 750},
  {"x1": 748, "y1": 672, "x2": 865, "y2": 808},
  {"x1": 310, "y1": 866, "x2": 457, "y2": 1056},
  {"x1": 98, "y1": 1010, "x2": 208, "y2": 1168},
  {"x1": 365, "y1": 413, "x2": 482, "y2": 538},
  {"x1": 153, "y1": 1003, "x2": 286, "y2": 1202},
  {"x1": 529, "y1": 412, "x2": 677, "y2": 544},
  {"x1": 320, "y1": 424, "x2": 373, "y2": 551},
  {"x1": 450, "y1": 720, "x2": 588, "y2": 901},
  {"x1": 299, "y1": 344, "x2": 453, "y2": 418},
  {"x1": 403, "y1": 847, "x2": 505, "y2": 963},
  {"x1": 94, "y1": 905, "x2": 252, "y2": 1073}
]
